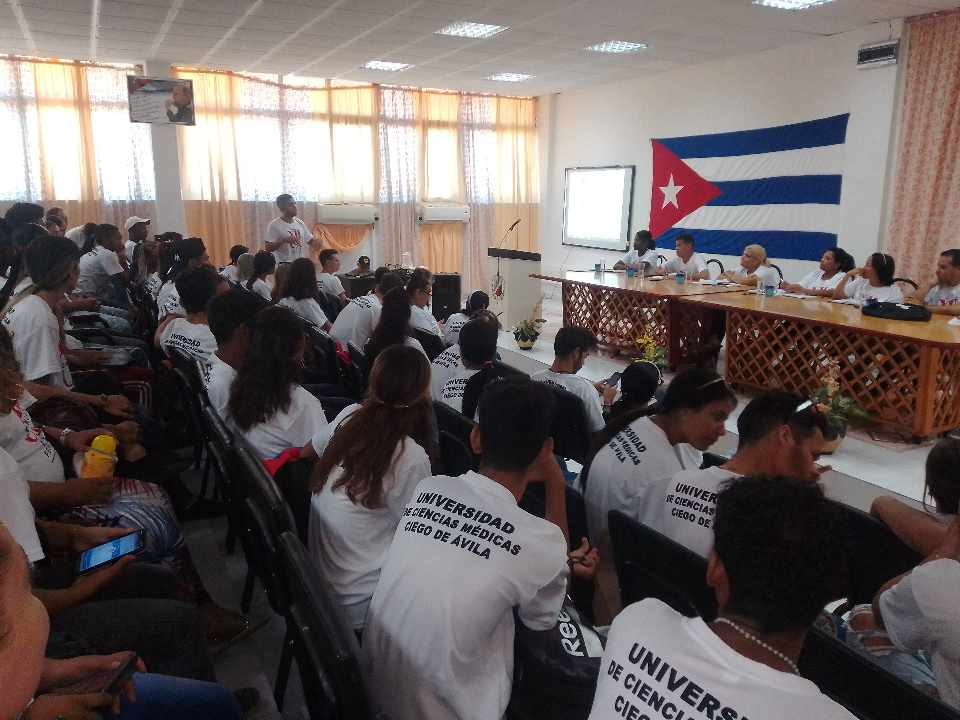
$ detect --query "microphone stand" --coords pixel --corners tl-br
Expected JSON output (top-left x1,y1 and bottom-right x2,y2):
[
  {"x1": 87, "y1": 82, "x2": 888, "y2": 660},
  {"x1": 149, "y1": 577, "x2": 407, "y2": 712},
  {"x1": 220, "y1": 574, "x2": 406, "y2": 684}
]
[{"x1": 492, "y1": 219, "x2": 521, "y2": 299}]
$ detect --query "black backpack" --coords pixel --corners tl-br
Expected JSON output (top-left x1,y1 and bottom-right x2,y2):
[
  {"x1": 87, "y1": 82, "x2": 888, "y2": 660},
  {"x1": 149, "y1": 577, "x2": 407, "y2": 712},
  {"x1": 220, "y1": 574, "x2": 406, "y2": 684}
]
[{"x1": 861, "y1": 301, "x2": 931, "y2": 322}]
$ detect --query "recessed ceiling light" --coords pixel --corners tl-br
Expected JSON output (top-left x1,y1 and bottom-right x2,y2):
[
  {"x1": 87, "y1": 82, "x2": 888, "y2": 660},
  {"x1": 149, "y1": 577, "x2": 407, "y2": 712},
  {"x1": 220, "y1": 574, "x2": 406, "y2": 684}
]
[
  {"x1": 436, "y1": 21, "x2": 508, "y2": 39},
  {"x1": 486, "y1": 72, "x2": 533, "y2": 82},
  {"x1": 362, "y1": 60, "x2": 412, "y2": 71},
  {"x1": 752, "y1": 0, "x2": 835, "y2": 9},
  {"x1": 585, "y1": 40, "x2": 649, "y2": 54}
]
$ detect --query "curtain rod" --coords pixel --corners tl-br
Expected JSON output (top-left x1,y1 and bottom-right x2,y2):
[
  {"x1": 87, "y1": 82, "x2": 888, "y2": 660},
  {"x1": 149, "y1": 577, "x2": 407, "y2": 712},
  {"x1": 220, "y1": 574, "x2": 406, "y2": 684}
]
[{"x1": 0, "y1": 54, "x2": 141, "y2": 72}]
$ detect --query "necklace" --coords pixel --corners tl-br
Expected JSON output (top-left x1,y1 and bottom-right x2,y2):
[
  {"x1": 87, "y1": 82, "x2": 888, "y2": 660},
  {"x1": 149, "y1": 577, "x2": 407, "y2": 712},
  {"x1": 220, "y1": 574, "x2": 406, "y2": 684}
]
[{"x1": 713, "y1": 618, "x2": 800, "y2": 674}]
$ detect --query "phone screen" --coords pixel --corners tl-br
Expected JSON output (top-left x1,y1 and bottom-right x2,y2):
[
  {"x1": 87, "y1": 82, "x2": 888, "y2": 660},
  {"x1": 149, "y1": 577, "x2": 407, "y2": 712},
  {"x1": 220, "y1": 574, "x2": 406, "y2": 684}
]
[
  {"x1": 77, "y1": 532, "x2": 143, "y2": 574},
  {"x1": 606, "y1": 371, "x2": 623, "y2": 387}
]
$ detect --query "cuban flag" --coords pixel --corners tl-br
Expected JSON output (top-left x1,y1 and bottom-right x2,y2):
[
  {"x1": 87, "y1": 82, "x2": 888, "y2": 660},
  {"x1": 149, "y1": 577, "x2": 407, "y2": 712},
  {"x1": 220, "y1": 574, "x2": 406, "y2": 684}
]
[{"x1": 649, "y1": 114, "x2": 849, "y2": 261}]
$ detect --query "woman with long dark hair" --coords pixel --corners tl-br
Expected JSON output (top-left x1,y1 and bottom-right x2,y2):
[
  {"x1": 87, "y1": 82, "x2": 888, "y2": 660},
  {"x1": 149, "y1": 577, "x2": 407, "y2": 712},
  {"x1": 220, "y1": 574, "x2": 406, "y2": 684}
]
[
  {"x1": 245, "y1": 251, "x2": 276, "y2": 302},
  {"x1": 406, "y1": 267, "x2": 441, "y2": 336},
  {"x1": 309, "y1": 344, "x2": 433, "y2": 630},
  {"x1": 833, "y1": 252, "x2": 903, "y2": 304},
  {"x1": 157, "y1": 237, "x2": 209, "y2": 319},
  {"x1": 278, "y1": 257, "x2": 331, "y2": 331},
  {"x1": 227, "y1": 305, "x2": 328, "y2": 459},
  {"x1": 364, "y1": 286, "x2": 426, "y2": 363}
]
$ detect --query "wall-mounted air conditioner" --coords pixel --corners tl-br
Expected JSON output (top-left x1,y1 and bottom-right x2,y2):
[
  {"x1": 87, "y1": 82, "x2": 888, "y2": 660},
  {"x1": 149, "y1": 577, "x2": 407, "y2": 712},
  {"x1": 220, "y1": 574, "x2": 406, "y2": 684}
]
[
  {"x1": 416, "y1": 202, "x2": 471, "y2": 224},
  {"x1": 316, "y1": 203, "x2": 379, "y2": 225},
  {"x1": 857, "y1": 40, "x2": 899, "y2": 69}
]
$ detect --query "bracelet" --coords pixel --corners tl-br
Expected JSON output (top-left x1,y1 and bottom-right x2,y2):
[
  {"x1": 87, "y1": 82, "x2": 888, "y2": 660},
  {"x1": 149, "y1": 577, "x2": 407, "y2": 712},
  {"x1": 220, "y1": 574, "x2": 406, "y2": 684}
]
[
  {"x1": 16, "y1": 697, "x2": 34, "y2": 720},
  {"x1": 58, "y1": 427, "x2": 74, "y2": 446}
]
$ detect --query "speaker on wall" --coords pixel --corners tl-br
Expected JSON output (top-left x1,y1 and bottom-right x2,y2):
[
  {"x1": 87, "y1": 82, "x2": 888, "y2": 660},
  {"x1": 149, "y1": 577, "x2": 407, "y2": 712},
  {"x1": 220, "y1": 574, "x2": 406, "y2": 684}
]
[{"x1": 431, "y1": 273, "x2": 461, "y2": 322}]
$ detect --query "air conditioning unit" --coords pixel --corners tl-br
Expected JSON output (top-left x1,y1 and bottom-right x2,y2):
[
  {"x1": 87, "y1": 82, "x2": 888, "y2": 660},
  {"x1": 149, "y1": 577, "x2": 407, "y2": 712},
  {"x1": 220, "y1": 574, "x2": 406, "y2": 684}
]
[
  {"x1": 316, "y1": 203, "x2": 378, "y2": 225},
  {"x1": 416, "y1": 202, "x2": 471, "y2": 224},
  {"x1": 857, "y1": 40, "x2": 899, "y2": 69}
]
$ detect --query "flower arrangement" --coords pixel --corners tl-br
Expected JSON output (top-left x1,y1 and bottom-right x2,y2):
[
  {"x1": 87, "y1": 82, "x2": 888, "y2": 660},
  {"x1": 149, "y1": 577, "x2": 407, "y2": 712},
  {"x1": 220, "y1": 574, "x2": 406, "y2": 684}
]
[
  {"x1": 634, "y1": 330, "x2": 668, "y2": 369},
  {"x1": 513, "y1": 318, "x2": 546, "y2": 348},
  {"x1": 812, "y1": 360, "x2": 871, "y2": 440}
]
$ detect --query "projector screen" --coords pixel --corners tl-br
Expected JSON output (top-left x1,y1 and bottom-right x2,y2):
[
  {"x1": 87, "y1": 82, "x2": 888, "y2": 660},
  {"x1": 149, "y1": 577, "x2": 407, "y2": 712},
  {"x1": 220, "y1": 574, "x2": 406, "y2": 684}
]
[{"x1": 562, "y1": 165, "x2": 634, "y2": 251}]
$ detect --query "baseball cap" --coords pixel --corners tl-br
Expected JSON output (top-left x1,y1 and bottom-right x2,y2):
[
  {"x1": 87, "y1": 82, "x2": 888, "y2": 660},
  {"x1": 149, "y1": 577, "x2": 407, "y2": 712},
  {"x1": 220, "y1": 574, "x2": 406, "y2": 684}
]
[{"x1": 124, "y1": 216, "x2": 151, "y2": 231}]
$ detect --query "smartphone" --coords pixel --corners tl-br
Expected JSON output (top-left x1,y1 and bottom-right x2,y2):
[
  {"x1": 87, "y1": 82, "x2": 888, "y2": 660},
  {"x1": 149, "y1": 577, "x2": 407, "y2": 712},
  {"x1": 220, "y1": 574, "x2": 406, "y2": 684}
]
[
  {"x1": 75, "y1": 530, "x2": 145, "y2": 576},
  {"x1": 52, "y1": 651, "x2": 139, "y2": 696},
  {"x1": 605, "y1": 371, "x2": 623, "y2": 387}
]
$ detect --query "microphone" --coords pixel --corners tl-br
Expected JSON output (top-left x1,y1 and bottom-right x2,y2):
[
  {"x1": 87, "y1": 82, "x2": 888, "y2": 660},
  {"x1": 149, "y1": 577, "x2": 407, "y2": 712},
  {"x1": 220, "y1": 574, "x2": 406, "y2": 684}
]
[{"x1": 508, "y1": 218, "x2": 521, "y2": 232}]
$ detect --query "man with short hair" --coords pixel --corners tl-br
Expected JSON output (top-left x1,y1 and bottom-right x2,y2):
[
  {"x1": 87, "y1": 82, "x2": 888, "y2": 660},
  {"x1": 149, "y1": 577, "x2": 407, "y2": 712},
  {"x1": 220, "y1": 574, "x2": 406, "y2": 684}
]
[
  {"x1": 205, "y1": 290, "x2": 266, "y2": 418},
  {"x1": 662, "y1": 233, "x2": 709, "y2": 280},
  {"x1": 330, "y1": 268, "x2": 404, "y2": 350},
  {"x1": 532, "y1": 327, "x2": 615, "y2": 433},
  {"x1": 364, "y1": 380, "x2": 573, "y2": 720},
  {"x1": 914, "y1": 249, "x2": 960, "y2": 316},
  {"x1": 649, "y1": 391, "x2": 831, "y2": 558},
  {"x1": 155, "y1": 266, "x2": 224, "y2": 378},
  {"x1": 613, "y1": 230, "x2": 658, "y2": 273},
  {"x1": 590, "y1": 475, "x2": 854, "y2": 720},
  {"x1": 124, "y1": 216, "x2": 151, "y2": 262},
  {"x1": 264, "y1": 194, "x2": 314, "y2": 264},
  {"x1": 316, "y1": 248, "x2": 347, "y2": 302}
]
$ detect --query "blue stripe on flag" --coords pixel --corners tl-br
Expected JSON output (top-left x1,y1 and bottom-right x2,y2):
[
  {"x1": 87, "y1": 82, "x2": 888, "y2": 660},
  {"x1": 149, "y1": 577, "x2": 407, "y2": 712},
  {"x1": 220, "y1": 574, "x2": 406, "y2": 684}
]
[
  {"x1": 657, "y1": 114, "x2": 849, "y2": 159},
  {"x1": 708, "y1": 175, "x2": 842, "y2": 206},
  {"x1": 656, "y1": 228, "x2": 835, "y2": 262}
]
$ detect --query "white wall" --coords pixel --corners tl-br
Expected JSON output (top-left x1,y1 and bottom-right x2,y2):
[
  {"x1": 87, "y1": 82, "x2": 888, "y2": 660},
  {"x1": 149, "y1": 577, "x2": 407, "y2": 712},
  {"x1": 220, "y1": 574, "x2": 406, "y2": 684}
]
[
  {"x1": 538, "y1": 23, "x2": 904, "y2": 282},
  {"x1": 142, "y1": 59, "x2": 187, "y2": 237}
]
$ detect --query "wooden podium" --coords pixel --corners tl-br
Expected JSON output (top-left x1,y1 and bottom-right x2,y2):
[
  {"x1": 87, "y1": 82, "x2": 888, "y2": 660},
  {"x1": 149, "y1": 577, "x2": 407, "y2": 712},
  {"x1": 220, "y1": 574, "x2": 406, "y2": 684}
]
[{"x1": 487, "y1": 248, "x2": 542, "y2": 331}]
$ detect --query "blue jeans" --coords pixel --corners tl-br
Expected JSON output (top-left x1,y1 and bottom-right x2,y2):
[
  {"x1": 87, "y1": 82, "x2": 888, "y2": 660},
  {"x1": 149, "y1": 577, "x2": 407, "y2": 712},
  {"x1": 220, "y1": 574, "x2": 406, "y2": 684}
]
[{"x1": 110, "y1": 673, "x2": 241, "y2": 720}]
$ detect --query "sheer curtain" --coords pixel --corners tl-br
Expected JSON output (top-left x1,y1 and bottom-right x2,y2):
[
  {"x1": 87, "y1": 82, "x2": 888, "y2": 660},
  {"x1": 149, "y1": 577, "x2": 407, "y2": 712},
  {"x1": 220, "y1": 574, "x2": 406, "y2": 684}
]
[
  {"x1": 887, "y1": 10, "x2": 960, "y2": 281},
  {"x1": 0, "y1": 56, "x2": 155, "y2": 226}
]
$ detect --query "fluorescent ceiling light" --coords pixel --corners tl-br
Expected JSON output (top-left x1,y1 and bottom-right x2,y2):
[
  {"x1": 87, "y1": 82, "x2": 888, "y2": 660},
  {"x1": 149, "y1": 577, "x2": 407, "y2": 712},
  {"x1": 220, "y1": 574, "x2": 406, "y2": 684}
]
[
  {"x1": 486, "y1": 72, "x2": 533, "y2": 82},
  {"x1": 362, "y1": 60, "x2": 412, "y2": 71},
  {"x1": 436, "y1": 21, "x2": 508, "y2": 39},
  {"x1": 586, "y1": 40, "x2": 649, "y2": 54},
  {"x1": 752, "y1": 0, "x2": 835, "y2": 9}
]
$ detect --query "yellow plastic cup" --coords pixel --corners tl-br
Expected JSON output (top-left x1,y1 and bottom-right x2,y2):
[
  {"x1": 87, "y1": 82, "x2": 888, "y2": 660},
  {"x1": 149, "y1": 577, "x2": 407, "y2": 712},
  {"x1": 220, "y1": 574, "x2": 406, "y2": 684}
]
[{"x1": 80, "y1": 434, "x2": 118, "y2": 478}]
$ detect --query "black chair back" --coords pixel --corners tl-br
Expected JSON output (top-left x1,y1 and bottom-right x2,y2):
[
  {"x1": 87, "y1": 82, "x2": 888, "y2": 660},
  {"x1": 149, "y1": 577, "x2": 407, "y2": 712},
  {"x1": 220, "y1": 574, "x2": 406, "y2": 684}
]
[
  {"x1": 657, "y1": 254, "x2": 667, "y2": 265},
  {"x1": 346, "y1": 342, "x2": 369, "y2": 394},
  {"x1": 304, "y1": 325, "x2": 344, "y2": 387},
  {"x1": 412, "y1": 329, "x2": 444, "y2": 361},
  {"x1": 893, "y1": 277, "x2": 919, "y2": 291},
  {"x1": 768, "y1": 263, "x2": 784, "y2": 281},
  {"x1": 170, "y1": 365, "x2": 206, "y2": 465},
  {"x1": 545, "y1": 385, "x2": 592, "y2": 465},
  {"x1": 202, "y1": 405, "x2": 239, "y2": 499},
  {"x1": 434, "y1": 400, "x2": 476, "y2": 444},
  {"x1": 439, "y1": 429, "x2": 476, "y2": 475},
  {"x1": 518, "y1": 483, "x2": 589, "y2": 554},
  {"x1": 273, "y1": 458, "x2": 314, "y2": 542},
  {"x1": 322, "y1": 292, "x2": 346, "y2": 322},
  {"x1": 235, "y1": 439, "x2": 297, "y2": 535},
  {"x1": 277, "y1": 531, "x2": 378, "y2": 720},
  {"x1": 706, "y1": 258, "x2": 725, "y2": 276},
  {"x1": 701, "y1": 451, "x2": 729, "y2": 469}
]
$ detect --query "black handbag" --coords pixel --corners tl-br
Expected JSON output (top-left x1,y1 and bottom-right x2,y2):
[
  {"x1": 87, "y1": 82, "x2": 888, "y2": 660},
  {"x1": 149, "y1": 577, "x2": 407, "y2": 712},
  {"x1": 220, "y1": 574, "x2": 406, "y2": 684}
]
[{"x1": 861, "y1": 301, "x2": 932, "y2": 322}]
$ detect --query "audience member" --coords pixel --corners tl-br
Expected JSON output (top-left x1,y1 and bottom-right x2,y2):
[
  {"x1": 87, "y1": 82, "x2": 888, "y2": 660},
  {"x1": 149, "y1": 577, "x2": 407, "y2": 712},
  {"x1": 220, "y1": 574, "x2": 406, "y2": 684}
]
[
  {"x1": 913, "y1": 248, "x2": 960, "y2": 315},
  {"x1": 156, "y1": 266, "x2": 222, "y2": 376},
  {"x1": 406, "y1": 267, "x2": 441, "y2": 337},
  {"x1": 131, "y1": 238, "x2": 162, "y2": 299},
  {"x1": 205, "y1": 289, "x2": 264, "y2": 418},
  {"x1": 65, "y1": 221, "x2": 98, "y2": 251},
  {"x1": 833, "y1": 252, "x2": 903, "y2": 303},
  {"x1": 309, "y1": 345, "x2": 433, "y2": 630},
  {"x1": 662, "y1": 233, "x2": 708, "y2": 280},
  {"x1": 345, "y1": 255, "x2": 371, "y2": 276},
  {"x1": 157, "y1": 237, "x2": 210, "y2": 320},
  {"x1": 432, "y1": 318, "x2": 498, "y2": 414},
  {"x1": 44, "y1": 210, "x2": 66, "y2": 237},
  {"x1": 245, "y1": 250, "x2": 276, "y2": 302},
  {"x1": 219, "y1": 245, "x2": 248, "y2": 284},
  {"x1": 720, "y1": 243, "x2": 780, "y2": 288},
  {"x1": 75, "y1": 223, "x2": 130, "y2": 309},
  {"x1": 330, "y1": 268, "x2": 403, "y2": 350},
  {"x1": 614, "y1": 230, "x2": 658, "y2": 273},
  {"x1": 431, "y1": 309, "x2": 500, "y2": 400},
  {"x1": 364, "y1": 286, "x2": 426, "y2": 364},
  {"x1": 364, "y1": 380, "x2": 572, "y2": 720},
  {"x1": 589, "y1": 476, "x2": 853, "y2": 720},
  {"x1": 605, "y1": 360, "x2": 662, "y2": 421},
  {"x1": 316, "y1": 248, "x2": 347, "y2": 302},
  {"x1": 124, "y1": 216, "x2": 151, "y2": 262},
  {"x1": 532, "y1": 327, "x2": 615, "y2": 433},
  {"x1": 651, "y1": 391, "x2": 829, "y2": 558},
  {"x1": 442, "y1": 290, "x2": 489, "y2": 346},
  {"x1": 235, "y1": 251, "x2": 254, "y2": 286},
  {"x1": 781, "y1": 247, "x2": 855, "y2": 296},
  {"x1": 265, "y1": 193, "x2": 313, "y2": 264},
  {"x1": 278, "y1": 257, "x2": 331, "y2": 331}
]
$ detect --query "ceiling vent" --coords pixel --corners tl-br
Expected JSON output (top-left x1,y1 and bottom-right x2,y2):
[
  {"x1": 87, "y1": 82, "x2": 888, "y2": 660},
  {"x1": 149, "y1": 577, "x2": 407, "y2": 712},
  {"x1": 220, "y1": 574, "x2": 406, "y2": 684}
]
[{"x1": 857, "y1": 40, "x2": 899, "y2": 68}]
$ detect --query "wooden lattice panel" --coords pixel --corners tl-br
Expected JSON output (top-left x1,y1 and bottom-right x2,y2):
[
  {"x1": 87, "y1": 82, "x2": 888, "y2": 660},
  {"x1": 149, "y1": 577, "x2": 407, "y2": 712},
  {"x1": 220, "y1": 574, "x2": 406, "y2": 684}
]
[
  {"x1": 931, "y1": 348, "x2": 960, "y2": 433},
  {"x1": 562, "y1": 282, "x2": 669, "y2": 353},
  {"x1": 668, "y1": 301, "x2": 725, "y2": 368}
]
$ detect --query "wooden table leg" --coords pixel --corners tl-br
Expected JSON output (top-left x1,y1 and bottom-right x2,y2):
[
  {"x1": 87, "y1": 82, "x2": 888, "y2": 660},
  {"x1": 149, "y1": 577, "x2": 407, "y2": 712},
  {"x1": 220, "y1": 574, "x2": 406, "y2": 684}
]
[{"x1": 914, "y1": 346, "x2": 939, "y2": 439}]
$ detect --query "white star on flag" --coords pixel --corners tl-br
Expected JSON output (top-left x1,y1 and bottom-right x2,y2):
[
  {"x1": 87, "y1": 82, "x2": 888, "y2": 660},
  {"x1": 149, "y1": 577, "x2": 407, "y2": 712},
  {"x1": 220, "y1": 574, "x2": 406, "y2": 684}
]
[{"x1": 660, "y1": 174, "x2": 684, "y2": 210}]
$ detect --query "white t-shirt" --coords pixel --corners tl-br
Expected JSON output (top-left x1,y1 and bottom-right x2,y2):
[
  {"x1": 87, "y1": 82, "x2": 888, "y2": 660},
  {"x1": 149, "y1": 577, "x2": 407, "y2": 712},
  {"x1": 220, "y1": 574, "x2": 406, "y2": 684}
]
[
  {"x1": 589, "y1": 599, "x2": 856, "y2": 720},
  {"x1": 404, "y1": 335, "x2": 428, "y2": 357},
  {"x1": 203, "y1": 353, "x2": 235, "y2": 419},
  {"x1": 241, "y1": 385, "x2": 328, "y2": 460},
  {"x1": 159, "y1": 318, "x2": 218, "y2": 378},
  {"x1": 442, "y1": 312, "x2": 470, "y2": 346},
  {"x1": 156, "y1": 281, "x2": 183, "y2": 319},
  {"x1": 434, "y1": 367, "x2": 481, "y2": 415},
  {"x1": 279, "y1": 296, "x2": 330, "y2": 329},
  {"x1": 144, "y1": 272, "x2": 163, "y2": 299},
  {"x1": 0, "y1": 446, "x2": 44, "y2": 563},
  {"x1": 309, "y1": 423, "x2": 431, "y2": 629},
  {"x1": 798, "y1": 269, "x2": 844, "y2": 291},
  {"x1": 65, "y1": 225, "x2": 87, "y2": 249},
  {"x1": 430, "y1": 344, "x2": 464, "y2": 399},
  {"x1": 316, "y1": 272, "x2": 345, "y2": 298},
  {"x1": 411, "y1": 304, "x2": 441, "y2": 337},
  {"x1": 76, "y1": 245, "x2": 124, "y2": 299},
  {"x1": 843, "y1": 277, "x2": 903, "y2": 304},
  {"x1": 620, "y1": 249, "x2": 659, "y2": 269},
  {"x1": 663, "y1": 253, "x2": 707, "y2": 276},
  {"x1": 584, "y1": 416, "x2": 702, "y2": 543},
  {"x1": 2, "y1": 296, "x2": 73, "y2": 389},
  {"x1": 880, "y1": 558, "x2": 960, "y2": 709},
  {"x1": 330, "y1": 294, "x2": 381, "y2": 350},
  {"x1": 124, "y1": 240, "x2": 138, "y2": 260},
  {"x1": 220, "y1": 265, "x2": 240, "y2": 284},
  {"x1": 0, "y1": 396, "x2": 65, "y2": 485},
  {"x1": 14, "y1": 275, "x2": 32, "y2": 295},
  {"x1": 364, "y1": 470, "x2": 569, "y2": 720},
  {"x1": 733, "y1": 264, "x2": 780, "y2": 288},
  {"x1": 651, "y1": 466, "x2": 739, "y2": 558},
  {"x1": 265, "y1": 217, "x2": 312, "y2": 264},
  {"x1": 250, "y1": 278, "x2": 273, "y2": 302},
  {"x1": 925, "y1": 283, "x2": 960, "y2": 307},
  {"x1": 532, "y1": 369, "x2": 605, "y2": 432}
]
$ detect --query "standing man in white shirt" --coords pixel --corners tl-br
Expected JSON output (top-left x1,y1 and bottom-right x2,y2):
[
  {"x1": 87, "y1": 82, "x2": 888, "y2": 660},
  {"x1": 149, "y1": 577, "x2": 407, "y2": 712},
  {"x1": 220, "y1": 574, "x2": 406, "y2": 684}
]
[
  {"x1": 124, "y1": 216, "x2": 150, "y2": 263},
  {"x1": 590, "y1": 476, "x2": 856, "y2": 720},
  {"x1": 316, "y1": 248, "x2": 347, "y2": 302},
  {"x1": 264, "y1": 193, "x2": 314, "y2": 265},
  {"x1": 365, "y1": 380, "x2": 587, "y2": 720},
  {"x1": 330, "y1": 269, "x2": 405, "y2": 350},
  {"x1": 913, "y1": 249, "x2": 960, "y2": 316},
  {"x1": 662, "y1": 233, "x2": 709, "y2": 280},
  {"x1": 613, "y1": 230, "x2": 659, "y2": 274}
]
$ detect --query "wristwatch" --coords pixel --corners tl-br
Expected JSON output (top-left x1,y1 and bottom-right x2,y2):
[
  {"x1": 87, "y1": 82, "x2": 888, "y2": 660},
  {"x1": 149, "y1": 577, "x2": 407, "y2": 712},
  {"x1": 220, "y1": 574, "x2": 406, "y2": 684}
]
[{"x1": 58, "y1": 427, "x2": 74, "y2": 446}]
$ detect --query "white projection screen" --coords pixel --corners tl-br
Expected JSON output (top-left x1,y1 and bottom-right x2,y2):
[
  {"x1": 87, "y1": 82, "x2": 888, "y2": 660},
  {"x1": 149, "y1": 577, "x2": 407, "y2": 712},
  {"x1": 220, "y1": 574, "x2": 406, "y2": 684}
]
[{"x1": 562, "y1": 165, "x2": 635, "y2": 251}]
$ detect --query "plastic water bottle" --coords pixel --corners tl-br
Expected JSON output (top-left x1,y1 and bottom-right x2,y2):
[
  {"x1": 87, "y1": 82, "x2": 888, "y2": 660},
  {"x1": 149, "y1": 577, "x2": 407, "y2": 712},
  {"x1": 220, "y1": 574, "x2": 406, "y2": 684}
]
[
  {"x1": 676, "y1": 271, "x2": 686, "y2": 285},
  {"x1": 80, "y1": 434, "x2": 118, "y2": 478},
  {"x1": 763, "y1": 282, "x2": 777, "y2": 297}
]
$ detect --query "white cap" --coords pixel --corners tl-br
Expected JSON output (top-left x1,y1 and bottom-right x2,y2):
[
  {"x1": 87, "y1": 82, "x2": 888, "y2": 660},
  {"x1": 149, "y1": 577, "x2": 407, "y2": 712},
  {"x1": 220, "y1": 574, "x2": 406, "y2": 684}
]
[{"x1": 124, "y1": 216, "x2": 151, "y2": 231}]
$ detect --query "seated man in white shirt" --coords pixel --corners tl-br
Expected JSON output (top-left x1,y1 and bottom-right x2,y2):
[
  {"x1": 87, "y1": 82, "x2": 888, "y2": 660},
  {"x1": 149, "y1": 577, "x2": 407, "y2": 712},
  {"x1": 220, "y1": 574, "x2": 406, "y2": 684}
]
[
  {"x1": 364, "y1": 379, "x2": 586, "y2": 720},
  {"x1": 590, "y1": 475, "x2": 855, "y2": 720},
  {"x1": 613, "y1": 230, "x2": 659, "y2": 274},
  {"x1": 123, "y1": 215, "x2": 150, "y2": 265},
  {"x1": 913, "y1": 248, "x2": 960, "y2": 316},
  {"x1": 433, "y1": 317, "x2": 498, "y2": 414},
  {"x1": 720, "y1": 243, "x2": 780, "y2": 288},
  {"x1": 155, "y1": 266, "x2": 224, "y2": 379},
  {"x1": 662, "y1": 233, "x2": 708, "y2": 280},
  {"x1": 316, "y1": 248, "x2": 347, "y2": 303},
  {"x1": 532, "y1": 327, "x2": 616, "y2": 436},
  {"x1": 651, "y1": 391, "x2": 831, "y2": 558},
  {"x1": 205, "y1": 289, "x2": 265, "y2": 418},
  {"x1": 264, "y1": 193, "x2": 314, "y2": 264},
  {"x1": 330, "y1": 269, "x2": 404, "y2": 350}
]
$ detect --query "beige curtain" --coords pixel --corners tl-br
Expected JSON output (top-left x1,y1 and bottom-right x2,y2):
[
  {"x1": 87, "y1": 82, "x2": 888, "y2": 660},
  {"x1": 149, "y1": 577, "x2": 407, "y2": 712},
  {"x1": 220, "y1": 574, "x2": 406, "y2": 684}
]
[
  {"x1": 312, "y1": 223, "x2": 372, "y2": 253},
  {"x1": 887, "y1": 10, "x2": 960, "y2": 282}
]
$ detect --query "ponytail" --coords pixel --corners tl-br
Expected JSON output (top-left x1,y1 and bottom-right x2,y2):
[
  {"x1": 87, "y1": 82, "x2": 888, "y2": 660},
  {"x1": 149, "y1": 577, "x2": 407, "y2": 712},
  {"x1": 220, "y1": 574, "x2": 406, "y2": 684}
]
[{"x1": 462, "y1": 363, "x2": 517, "y2": 419}]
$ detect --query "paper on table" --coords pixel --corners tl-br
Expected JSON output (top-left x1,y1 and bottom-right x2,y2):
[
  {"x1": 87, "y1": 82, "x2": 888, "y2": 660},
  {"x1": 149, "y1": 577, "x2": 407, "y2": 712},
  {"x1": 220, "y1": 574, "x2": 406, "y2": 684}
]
[
  {"x1": 831, "y1": 298, "x2": 861, "y2": 306},
  {"x1": 949, "y1": 317, "x2": 960, "y2": 326}
]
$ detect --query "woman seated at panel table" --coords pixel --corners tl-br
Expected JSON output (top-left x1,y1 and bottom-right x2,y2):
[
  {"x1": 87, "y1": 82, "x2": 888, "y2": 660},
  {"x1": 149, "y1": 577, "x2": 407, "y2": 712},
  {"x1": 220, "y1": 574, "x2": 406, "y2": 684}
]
[
  {"x1": 780, "y1": 247, "x2": 856, "y2": 297},
  {"x1": 719, "y1": 243, "x2": 780, "y2": 288},
  {"x1": 831, "y1": 252, "x2": 903, "y2": 304}
]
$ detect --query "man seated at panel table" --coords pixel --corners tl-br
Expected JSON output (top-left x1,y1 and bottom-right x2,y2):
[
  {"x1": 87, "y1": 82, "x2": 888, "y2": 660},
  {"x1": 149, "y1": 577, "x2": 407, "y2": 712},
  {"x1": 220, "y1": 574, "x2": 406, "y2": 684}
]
[
  {"x1": 719, "y1": 244, "x2": 780, "y2": 288},
  {"x1": 911, "y1": 249, "x2": 960, "y2": 315},
  {"x1": 613, "y1": 230, "x2": 658, "y2": 274},
  {"x1": 780, "y1": 247, "x2": 856, "y2": 297},
  {"x1": 662, "y1": 233, "x2": 709, "y2": 281}
]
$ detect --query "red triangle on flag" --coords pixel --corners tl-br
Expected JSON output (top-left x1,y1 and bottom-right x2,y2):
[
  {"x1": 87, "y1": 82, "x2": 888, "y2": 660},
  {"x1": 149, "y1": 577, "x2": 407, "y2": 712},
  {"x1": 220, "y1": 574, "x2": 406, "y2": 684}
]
[{"x1": 649, "y1": 140, "x2": 722, "y2": 239}]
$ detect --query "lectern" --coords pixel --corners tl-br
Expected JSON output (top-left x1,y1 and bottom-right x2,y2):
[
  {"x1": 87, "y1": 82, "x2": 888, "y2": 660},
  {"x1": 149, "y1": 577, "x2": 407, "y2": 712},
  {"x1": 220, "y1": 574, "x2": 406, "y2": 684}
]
[{"x1": 487, "y1": 248, "x2": 542, "y2": 331}]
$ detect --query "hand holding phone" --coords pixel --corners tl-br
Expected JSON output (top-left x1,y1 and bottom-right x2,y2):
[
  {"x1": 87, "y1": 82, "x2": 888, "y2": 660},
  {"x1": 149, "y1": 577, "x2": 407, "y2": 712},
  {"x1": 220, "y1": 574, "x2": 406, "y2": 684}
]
[
  {"x1": 75, "y1": 529, "x2": 144, "y2": 575},
  {"x1": 51, "y1": 651, "x2": 140, "y2": 696}
]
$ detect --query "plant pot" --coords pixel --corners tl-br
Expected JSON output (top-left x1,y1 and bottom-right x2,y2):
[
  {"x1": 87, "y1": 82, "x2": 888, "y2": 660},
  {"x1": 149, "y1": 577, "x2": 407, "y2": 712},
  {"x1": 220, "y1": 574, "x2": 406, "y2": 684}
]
[
  {"x1": 821, "y1": 421, "x2": 847, "y2": 455},
  {"x1": 516, "y1": 337, "x2": 537, "y2": 350}
]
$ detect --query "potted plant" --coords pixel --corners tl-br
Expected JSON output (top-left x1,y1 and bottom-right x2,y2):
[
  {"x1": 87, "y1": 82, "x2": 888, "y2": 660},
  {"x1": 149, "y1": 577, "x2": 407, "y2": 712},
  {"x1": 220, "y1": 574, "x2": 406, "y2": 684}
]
[
  {"x1": 513, "y1": 318, "x2": 545, "y2": 350},
  {"x1": 813, "y1": 360, "x2": 871, "y2": 453},
  {"x1": 634, "y1": 330, "x2": 668, "y2": 370}
]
